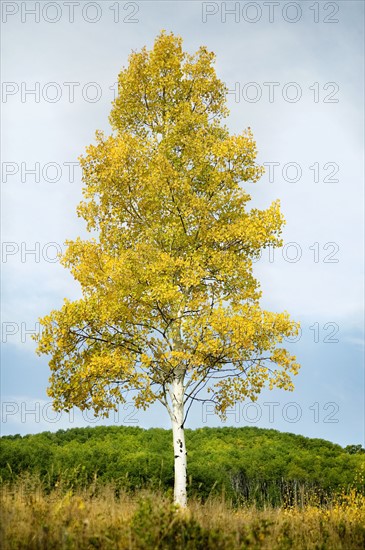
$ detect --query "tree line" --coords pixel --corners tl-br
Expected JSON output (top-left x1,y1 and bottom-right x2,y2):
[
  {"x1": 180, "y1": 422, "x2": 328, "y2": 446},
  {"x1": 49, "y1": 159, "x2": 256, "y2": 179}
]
[{"x1": 1, "y1": 426, "x2": 364, "y2": 506}]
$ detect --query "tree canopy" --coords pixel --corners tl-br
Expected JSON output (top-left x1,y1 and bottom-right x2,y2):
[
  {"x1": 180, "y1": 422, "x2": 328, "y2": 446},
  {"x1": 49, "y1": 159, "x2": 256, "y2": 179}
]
[
  {"x1": 36, "y1": 32, "x2": 299, "y2": 419},
  {"x1": 35, "y1": 31, "x2": 301, "y2": 506}
]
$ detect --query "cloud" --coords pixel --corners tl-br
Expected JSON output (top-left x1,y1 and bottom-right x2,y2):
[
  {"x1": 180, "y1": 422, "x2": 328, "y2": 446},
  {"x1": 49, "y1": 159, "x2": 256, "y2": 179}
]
[{"x1": 1, "y1": 1, "x2": 363, "y2": 444}]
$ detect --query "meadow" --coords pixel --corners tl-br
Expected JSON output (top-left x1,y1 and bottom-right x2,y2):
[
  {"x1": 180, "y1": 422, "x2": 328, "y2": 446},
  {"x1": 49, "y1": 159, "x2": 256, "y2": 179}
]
[
  {"x1": 1, "y1": 477, "x2": 365, "y2": 549},
  {"x1": 1, "y1": 426, "x2": 364, "y2": 548}
]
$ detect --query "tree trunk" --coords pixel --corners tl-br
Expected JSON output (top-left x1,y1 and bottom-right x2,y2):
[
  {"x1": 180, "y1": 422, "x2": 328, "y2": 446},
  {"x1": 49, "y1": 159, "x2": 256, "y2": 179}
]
[{"x1": 169, "y1": 377, "x2": 187, "y2": 508}]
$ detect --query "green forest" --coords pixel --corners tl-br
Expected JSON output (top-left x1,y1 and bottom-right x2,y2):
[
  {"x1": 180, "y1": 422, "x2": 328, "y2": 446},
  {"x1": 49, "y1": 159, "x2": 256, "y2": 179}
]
[{"x1": 1, "y1": 426, "x2": 364, "y2": 506}]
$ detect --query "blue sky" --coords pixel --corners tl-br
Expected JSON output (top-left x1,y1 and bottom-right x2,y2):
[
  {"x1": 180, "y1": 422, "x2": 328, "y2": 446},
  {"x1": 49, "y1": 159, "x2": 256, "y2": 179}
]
[{"x1": 1, "y1": 0, "x2": 364, "y2": 447}]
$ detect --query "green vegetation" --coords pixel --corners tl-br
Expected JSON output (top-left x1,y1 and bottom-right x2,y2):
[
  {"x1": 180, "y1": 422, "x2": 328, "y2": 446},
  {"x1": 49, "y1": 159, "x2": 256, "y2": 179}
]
[
  {"x1": 1, "y1": 426, "x2": 364, "y2": 507},
  {"x1": 1, "y1": 480, "x2": 365, "y2": 549}
]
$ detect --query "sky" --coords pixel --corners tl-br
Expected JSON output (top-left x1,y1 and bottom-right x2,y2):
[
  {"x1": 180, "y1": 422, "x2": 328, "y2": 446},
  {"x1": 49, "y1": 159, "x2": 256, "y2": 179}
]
[{"x1": 1, "y1": 0, "x2": 364, "y2": 447}]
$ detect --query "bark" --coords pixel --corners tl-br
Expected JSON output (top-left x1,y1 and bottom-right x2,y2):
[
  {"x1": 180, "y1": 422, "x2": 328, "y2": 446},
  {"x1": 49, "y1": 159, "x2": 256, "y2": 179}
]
[{"x1": 169, "y1": 377, "x2": 187, "y2": 508}]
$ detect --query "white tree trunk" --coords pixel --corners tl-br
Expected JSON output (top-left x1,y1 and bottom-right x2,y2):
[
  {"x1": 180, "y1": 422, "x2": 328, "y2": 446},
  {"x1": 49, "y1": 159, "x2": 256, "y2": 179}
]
[{"x1": 169, "y1": 377, "x2": 187, "y2": 508}]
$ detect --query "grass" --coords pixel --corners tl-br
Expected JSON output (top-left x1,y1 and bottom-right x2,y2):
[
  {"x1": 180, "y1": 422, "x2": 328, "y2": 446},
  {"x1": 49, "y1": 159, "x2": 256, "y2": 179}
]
[{"x1": 1, "y1": 474, "x2": 365, "y2": 549}]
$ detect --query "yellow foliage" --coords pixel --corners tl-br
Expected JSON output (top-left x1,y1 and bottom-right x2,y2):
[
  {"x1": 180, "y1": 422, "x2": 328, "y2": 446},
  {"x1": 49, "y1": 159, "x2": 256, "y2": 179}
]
[{"x1": 34, "y1": 31, "x2": 300, "y2": 418}]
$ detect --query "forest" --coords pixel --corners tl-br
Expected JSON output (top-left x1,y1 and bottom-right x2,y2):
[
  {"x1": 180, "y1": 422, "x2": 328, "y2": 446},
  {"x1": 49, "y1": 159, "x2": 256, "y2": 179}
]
[
  {"x1": 1, "y1": 425, "x2": 364, "y2": 506},
  {"x1": 2, "y1": 426, "x2": 365, "y2": 548}
]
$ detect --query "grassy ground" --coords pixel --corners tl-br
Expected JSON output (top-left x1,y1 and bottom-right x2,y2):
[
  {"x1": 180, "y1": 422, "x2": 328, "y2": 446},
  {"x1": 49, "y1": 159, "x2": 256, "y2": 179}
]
[{"x1": 1, "y1": 477, "x2": 364, "y2": 549}]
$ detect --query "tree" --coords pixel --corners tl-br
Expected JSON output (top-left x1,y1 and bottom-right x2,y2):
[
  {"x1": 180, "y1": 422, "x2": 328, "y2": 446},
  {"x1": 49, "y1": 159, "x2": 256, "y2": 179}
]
[
  {"x1": 345, "y1": 445, "x2": 365, "y2": 455},
  {"x1": 35, "y1": 31, "x2": 300, "y2": 508}
]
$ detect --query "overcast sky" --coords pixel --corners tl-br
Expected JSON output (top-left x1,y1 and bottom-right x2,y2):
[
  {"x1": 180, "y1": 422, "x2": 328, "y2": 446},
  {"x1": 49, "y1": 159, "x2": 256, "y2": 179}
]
[{"x1": 1, "y1": 0, "x2": 364, "y2": 447}]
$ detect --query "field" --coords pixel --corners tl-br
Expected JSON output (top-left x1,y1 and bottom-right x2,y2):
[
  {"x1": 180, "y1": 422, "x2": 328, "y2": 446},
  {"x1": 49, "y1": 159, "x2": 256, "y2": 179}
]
[
  {"x1": 1, "y1": 426, "x2": 365, "y2": 548},
  {"x1": 1, "y1": 477, "x2": 365, "y2": 549}
]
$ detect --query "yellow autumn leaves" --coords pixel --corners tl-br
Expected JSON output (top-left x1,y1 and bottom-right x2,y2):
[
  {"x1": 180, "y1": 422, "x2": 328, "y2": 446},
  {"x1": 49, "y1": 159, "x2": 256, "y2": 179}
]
[{"x1": 35, "y1": 31, "x2": 300, "y2": 417}]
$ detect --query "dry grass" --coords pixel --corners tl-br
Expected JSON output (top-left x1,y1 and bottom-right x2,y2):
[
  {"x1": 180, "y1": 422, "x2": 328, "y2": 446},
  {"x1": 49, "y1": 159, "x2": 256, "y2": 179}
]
[{"x1": 1, "y1": 476, "x2": 364, "y2": 549}]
